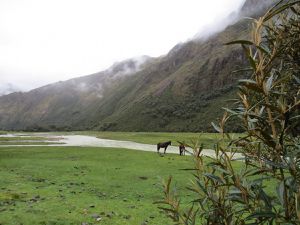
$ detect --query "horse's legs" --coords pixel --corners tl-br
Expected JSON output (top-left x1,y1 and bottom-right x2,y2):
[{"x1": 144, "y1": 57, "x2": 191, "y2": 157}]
[{"x1": 164, "y1": 147, "x2": 167, "y2": 154}]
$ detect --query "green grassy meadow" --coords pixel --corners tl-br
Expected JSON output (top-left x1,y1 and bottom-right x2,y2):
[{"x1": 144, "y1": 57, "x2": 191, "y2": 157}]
[
  {"x1": 95, "y1": 132, "x2": 220, "y2": 147},
  {"x1": 0, "y1": 132, "x2": 277, "y2": 224},
  {"x1": 0, "y1": 146, "x2": 197, "y2": 225}
]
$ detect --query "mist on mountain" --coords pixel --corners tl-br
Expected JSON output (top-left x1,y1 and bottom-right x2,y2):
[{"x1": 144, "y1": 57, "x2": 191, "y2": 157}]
[
  {"x1": 0, "y1": 83, "x2": 21, "y2": 96},
  {"x1": 0, "y1": 0, "x2": 277, "y2": 132}
]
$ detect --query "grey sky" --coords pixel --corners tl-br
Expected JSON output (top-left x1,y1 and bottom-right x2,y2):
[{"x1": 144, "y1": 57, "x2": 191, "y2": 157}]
[{"x1": 0, "y1": 0, "x2": 245, "y2": 92}]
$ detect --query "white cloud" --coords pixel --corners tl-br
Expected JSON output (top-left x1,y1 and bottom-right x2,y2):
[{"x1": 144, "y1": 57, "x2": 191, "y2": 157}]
[{"x1": 0, "y1": 0, "x2": 245, "y2": 92}]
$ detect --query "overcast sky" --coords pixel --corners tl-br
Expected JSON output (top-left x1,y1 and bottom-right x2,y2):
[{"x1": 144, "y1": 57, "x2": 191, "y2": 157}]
[{"x1": 0, "y1": 0, "x2": 245, "y2": 92}]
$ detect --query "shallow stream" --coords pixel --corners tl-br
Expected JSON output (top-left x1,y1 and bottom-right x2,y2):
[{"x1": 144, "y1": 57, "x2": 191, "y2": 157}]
[{"x1": 0, "y1": 133, "x2": 243, "y2": 158}]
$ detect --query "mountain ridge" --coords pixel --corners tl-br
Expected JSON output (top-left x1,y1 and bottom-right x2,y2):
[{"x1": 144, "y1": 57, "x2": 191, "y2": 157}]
[{"x1": 0, "y1": 0, "x2": 274, "y2": 132}]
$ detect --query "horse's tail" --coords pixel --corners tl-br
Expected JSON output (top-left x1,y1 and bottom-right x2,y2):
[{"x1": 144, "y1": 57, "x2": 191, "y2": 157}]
[{"x1": 157, "y1": 143, "x2": 160, "y2": 151}]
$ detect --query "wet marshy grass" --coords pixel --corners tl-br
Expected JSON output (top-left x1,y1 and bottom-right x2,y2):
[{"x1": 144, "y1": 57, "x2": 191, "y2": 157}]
[
  {"x1": 0, "y1": 136, "x2": 63, "y2": 146},
  {"x1": 0, "y1": 146, "x2": 196, "y2": 224}
]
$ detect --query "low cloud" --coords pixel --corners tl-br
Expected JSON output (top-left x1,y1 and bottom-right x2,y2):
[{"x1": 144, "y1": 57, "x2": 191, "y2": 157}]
[
  {"x1": 0, "y1": 83, "x2": 21, "y2": 96},
  {"x1": 194, "y1": 0, "x2": 274, "y2": 40},
  {"x1": 108, "y1": 55, "x2": 151, "y2": 78}
]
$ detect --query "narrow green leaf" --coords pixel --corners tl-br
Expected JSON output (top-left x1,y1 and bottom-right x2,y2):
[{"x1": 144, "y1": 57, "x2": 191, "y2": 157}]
[
  {"x1": 293, "y1": 75, "x2": 300, "y2": 84},
  {"x1": 256, "y1": 44, "x2": 271, "y2": 56},
  {"x1": 265, "y1": 74, "x2": 274, "y2": 92},
  {"x1": 277, "y1": 181, "x2": 285, "y2": 206},
  {"x1": 225, "y1": 40, "x2": 254, "y2": 45},
  {"x1": 211, "y1": 122, "x2": 221, "y2": 133},
  {"x1": 246, "y1": 211, "x2": 277, "y2": 220},
  {"x1": 157, "y1": 207, "x2": 178, "y2": 214},
  {"x1": 242, "y1": 44, "x2": 257, "y2": 71},
  {"x1": 232, "y1": 67, "x2": 253, "y2": 74},
  {"x1": 203, "y1": 173, "x2": 224, "y2": 184},
  {"x1": 196, "y1": 180, "x2": 208, "y2": 195},
  {"x1": 239, "y1": 79, "x2": 263, "y2": 93},
  {"x1": 264, "y1": 1, "x2": 300, "y2": 22},
  {"x1": 222, "y1": 107, "x2": 238, "y2": 115},
  {"x1": 291, "y1": 6, "x2": 300, "y2": 15},
  {"x1": 239, "y1": 79, "x2": 256, "y2": 84}
]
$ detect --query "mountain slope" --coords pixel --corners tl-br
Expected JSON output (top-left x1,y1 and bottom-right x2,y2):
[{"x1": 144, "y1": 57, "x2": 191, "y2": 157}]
[
  {"x1": 91, "y1": 20, "x2": 250, "y2": 132},
  {"x1": 0, "y1": 0, "x2": 273, "y2": 132}
]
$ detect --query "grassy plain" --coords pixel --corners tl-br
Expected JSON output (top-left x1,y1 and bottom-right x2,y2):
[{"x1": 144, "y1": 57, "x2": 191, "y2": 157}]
[
  {"x1": 0, "y1": 135, "x2": 276, "y2": 224},
  {"x1": 0, "y1": 146, "x2": 197, "y2": 225}
]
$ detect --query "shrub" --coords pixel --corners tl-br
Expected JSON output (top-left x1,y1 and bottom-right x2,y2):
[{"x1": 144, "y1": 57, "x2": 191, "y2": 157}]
[{"x1": 157, "y1": 1, "x2": 300, "y2": 224}]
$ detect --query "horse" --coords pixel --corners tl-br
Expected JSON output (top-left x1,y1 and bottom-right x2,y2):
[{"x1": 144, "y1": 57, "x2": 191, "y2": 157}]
[
  {"x1": 157, "y1": 141, "x2": 171, "y2": 154},
  {"x1": 179, "y1": 144, "x2": 185, "y2": 156}
]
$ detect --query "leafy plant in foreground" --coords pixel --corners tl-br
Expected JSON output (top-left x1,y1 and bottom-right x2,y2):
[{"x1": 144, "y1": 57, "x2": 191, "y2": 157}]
[{"x1": 157, "y1": 1, "x2": 300, "y2": 224}]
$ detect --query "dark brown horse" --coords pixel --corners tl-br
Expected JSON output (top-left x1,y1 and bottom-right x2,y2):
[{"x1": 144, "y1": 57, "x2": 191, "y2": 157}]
[
  {"x1": 179, "y1": 144, "x2": 185, "y2": 156},
  {"x1": 157, "y1": 141, "x2": 171, "y2": 154}
]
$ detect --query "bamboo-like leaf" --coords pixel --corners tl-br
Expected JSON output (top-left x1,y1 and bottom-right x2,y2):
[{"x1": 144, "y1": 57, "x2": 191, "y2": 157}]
[
  {"x1": 246, "y1": 168, "x2": 270, "y2": 177},
  {"x1": 291, "y1": 6, "x2": 300, "y2": 15},
  {"x1": 239, "y1": 79, "x2": 263, "y2": 93},
  {"x1": 231, "y1": 67, "x2": 253, "y2": 74},
  {"x1": 239, "y1": 79, "x2": 257, "y2": 84},
  {"x1": 157, "y1": 207, "x2": 178, "y2": 214},
  {"x1": 256, "y1": 44, "x2": 271, "y2": 56},
  {"x1": 211, "y1": 122, "x2": 221, "y2": 133},
  {"x1": 277, "y1": 181, "x2": 285, "y2": 206},
  {"x1": 259, "y1": 106, "x2": 265, "y2": 115},
  {"x1": 263, "y1": 103, "x2": 282, "y2": 114},
  {"x1": 265, "y1": 74, "x2": 274, "y2": 92},
  {"x1": 195, "y1": 180, "x2": 208, "y2": 195},
  {"x1": 228, "y1": 189, "x2": 242, "y2": 195},
  {"x1": 290, "y1": 115, "x2": 300, "y2": 121},
  {"x1": 211, "y1": 165, "x2": 231, "y2": 176},
  {"x1": 296, "y1": 191, "x2": 300, "y2": 221},
  {"x1": 225, "y1": 40, "x2": 254, "y2": 46},
  {"x1": 203, "y1": 173, "x2": 224, "y2": 184},
  {"x1": 264, "y1": 1, "x2": 300, "y2": 22},
  {"x1": 242, "y1": 44, "x2": 257, "y2": 71},
  {"x1": 222, "y1": 107, "x2": 238, "y2": 115},
  {"x1": 293, "y1": 75, "x2": 300, "y2": 84},
  {"x1": 258, "y1": 188, "x2": 272, "y2": 209},
  {"x1": 260, "y1": 130, "x2": 276, "y2": 148},
  {"x1": 264, "y1": 159, "x2": 287, "y2": 169},
  {"x1": 246, "y1": 211, "x2": 277, "y2": 220}
]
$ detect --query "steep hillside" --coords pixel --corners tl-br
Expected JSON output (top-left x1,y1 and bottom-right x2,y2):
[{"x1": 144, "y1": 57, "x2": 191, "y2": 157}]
[
  {"x1": 0, "y1": 0, "x2": 273, "y2": 132},
  {"x1": 0, "y1": 57, "x2": 153, "y2": 131}
]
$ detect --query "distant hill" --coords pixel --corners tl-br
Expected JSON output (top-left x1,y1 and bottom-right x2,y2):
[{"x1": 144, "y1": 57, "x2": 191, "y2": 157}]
[{"x1": 0, "y1": 0, "x2": 274, "y2": 132}]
